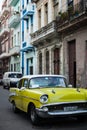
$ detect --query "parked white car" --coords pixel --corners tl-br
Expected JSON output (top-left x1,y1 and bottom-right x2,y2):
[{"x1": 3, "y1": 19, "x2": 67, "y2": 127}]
[{"x1": 3, "y1": 72, "x2": 23, "y2": 89}]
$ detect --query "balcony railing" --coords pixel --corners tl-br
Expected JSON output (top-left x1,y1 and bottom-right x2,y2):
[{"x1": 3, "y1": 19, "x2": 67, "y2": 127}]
[
  {"x1": 9, "y1": 46, "x2": 20, "y2": 56},
  {"x1": 0, "y1": 52, "x2": 10, "y2": 59},
  {"x1": 30, "y1": 20, "x2": 57, "y2": 45},
  {"x1": 9, "y1": 12, "x2": 20, "y2": 28},
  {"x1": 0, "y1": 7, "x2": 10, "y2": 21},
  {"x1": 9, "y1": 0, "x2": 19, "y2": 6},
  {"x1": 0, "y1": 27, "x2": 9, "y2": 37},
  {"x1": 57, "y1": 2, "x2": 87, "y2": 25},
  {"x1": 57, "y1": 1, "x2": 87, "y2": 32}
]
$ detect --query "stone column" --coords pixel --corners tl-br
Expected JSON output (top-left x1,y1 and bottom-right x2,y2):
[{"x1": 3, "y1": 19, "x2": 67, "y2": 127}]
[{"x1": 48, "y1": 0, "x2": 54, "y2": 23}]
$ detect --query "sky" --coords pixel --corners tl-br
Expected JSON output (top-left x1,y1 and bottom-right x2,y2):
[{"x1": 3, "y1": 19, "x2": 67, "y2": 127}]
[{"x1": 0, "y1": 0, "x2": 3, "y2": 11}]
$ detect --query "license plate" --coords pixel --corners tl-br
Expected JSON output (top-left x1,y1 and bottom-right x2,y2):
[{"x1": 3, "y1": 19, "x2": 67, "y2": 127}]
[{"x1": 64, "y1": 106, "x2": 78, "y2": 111}]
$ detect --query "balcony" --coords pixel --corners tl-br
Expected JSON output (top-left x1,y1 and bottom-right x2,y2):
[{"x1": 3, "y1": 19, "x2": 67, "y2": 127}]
[
  {"x1": 22, "y1": 4, "x2": 34, "y2": 20},
  {"x1": 30, "y1": 21, "x2": 57, "y2": 46},
  {"x1": 0, "y1": 52, "x2": 10, "y2": 59},
  {"x1": 57, "y1": 1, "x2": 87, "y2": 34},
  {"x1": 9, "y1": 46, "x2": 20, "y2": 56},
  {"x1": 0, "y1": 7, "x2": 10, "y2": 21},
  {"x1": 0, "y1": 27, "x2": 9, "y2": 37},
  {"x1": 9, "y1": 0, "x2": 19, "y2": 6},
  {"x1": 9, "y1": 13, "x2": 20, "y2": 28}
]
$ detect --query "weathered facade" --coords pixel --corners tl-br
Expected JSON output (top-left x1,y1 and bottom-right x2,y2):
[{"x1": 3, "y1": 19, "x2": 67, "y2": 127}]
[
  {"x1": 20, "y1": 0, "x2": 36, "y2": 75},
  {"x1": 31, "y1": 0, "x2": 63, "y2": 75},
  {"x1": 0, "y1": 0, "x2": 11, "y2": 75},
  {"x1": 57, "y1": 0, "x2": 87, "y2": 87}
]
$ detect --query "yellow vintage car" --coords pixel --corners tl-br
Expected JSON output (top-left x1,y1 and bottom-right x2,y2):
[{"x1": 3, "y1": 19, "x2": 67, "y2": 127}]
[{"x1": 9, "y1": 75, "x2": 87, "y2": 125}]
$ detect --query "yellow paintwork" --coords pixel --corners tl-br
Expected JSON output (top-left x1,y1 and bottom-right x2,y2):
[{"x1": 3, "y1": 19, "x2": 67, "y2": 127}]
[{"x1": 9, "y1": 87, "x2": 87, "y2": 113}]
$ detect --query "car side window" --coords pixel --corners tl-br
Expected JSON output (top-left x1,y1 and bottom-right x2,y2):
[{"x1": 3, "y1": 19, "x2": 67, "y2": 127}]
[
  {"x1": 23, "y1": 79, "x2": 28, "y2": 88},
  {"x1": 18, "y1": 79, "x2": 23, "y2": 89}
]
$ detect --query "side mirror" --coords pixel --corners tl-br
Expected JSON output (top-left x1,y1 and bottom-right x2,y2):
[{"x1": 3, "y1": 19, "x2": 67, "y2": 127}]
[{"x1": 68, "y1": 84, "x2": 73, "y2": 88}]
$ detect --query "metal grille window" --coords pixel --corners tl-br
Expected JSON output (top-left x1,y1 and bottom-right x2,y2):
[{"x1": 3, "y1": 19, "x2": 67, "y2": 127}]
[
  {"x1": 38, "y1": 9, "x2": 41, "y2": 29},
  {"x1": 14, "y1": 63, "x2": 16, "y2": 71},
  {"x1": 45, "y1": 3, "x2": 48, "y2": 25},
  {"x1": 11, "y1": 64, "x2": 13, "y2": 71},
  {"x1": 39, "y1": 53, "x2": 42, "y2": 74},
  {"x1": 46, "y1": 51, "x2": 49, "y2": 74},
  {"x1": 26, "y1": 19, "x2": 29, "y2": 29},
  {"x1": 68, "y1": 0, "x2": 73, "y2": 6}
]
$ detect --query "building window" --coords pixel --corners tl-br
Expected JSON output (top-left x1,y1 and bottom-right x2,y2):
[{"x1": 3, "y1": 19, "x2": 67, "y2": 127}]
[
  {"x1": 22, "y1": 0, "x2": 24, "y2": 9},
  {"x1": 11, "y1": 64, "x2": 13, "y2": 71},
  {"x1": 26, "y1": 19, "x2": 29, "y2": 29},
  {"x1": 38, "y1": 9, "x2": 41, "y2": 29},
  {"x1": 32, "y1": 5, "x2": 35, "y2": 10},
  {"x1": 17, "y1": 63, "x2": 20, "y2": 72},
  {"x1": 30, "y1": 66, "x2": 33, "y2": 75},
  {"x1": 68, "y1": 0, "x2": 73, "y2": 16},
  {"x1": 31, "y1": 15, "x2": 33, "y2": 25},
  {"x1": 14, "y1": 34, "x2": 16, "y2": 46},
  {"x1": 30, "y1": 58, "x2": 33, "y2": 64},
  {"x1": 54, "y1": 0, "x2": 59, "y2": 18},
  {"x1": 46, "y1": 50, "x2": 49, "y2": 74},
  {"x1": 11, "y1": 37, "x2": 13, "y2": 47},
  {"x1": 44, "y1": 3, "x2": 48, "y2": 25},
  {"x1": 22, "y1": 31, "x2": 24, "y2": 41},
  {"x1": 18, "y1": 32, "x2": 20, "y2": 45},
  {"x1": 14, "y1": 64, "x2": 16, "y2": 71},
  {"x1": 27, "y1": 0, "x2": 29, "y2": 4},
  {"x1": 39, "y1": 53, "x2": 42, "y2": 74},
  {"x1": 68, "y1": 0, "x2": 73, "y2": 8},
  {"x1": 22, "y1": 21, "x2": 24, "y2": 41},
  {"x1": 68, "y1": 0, "x2": 73, "y2": 6}
]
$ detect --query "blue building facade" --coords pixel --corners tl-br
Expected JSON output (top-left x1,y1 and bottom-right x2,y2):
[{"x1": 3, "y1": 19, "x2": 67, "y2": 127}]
[{"x1": 21, "y1": 0, "x2": 36, "y2": 75}]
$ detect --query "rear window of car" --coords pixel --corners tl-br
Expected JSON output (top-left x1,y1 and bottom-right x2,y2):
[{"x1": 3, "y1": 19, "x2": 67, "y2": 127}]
[{"x1": 8, "y1": 73, "x2": 22, "y2": 78}]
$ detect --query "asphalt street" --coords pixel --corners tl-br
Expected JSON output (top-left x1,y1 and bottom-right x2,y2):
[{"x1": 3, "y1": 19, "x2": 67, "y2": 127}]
[{"x1": 0, "y1": 86, "x2": 87, "y2": 130}]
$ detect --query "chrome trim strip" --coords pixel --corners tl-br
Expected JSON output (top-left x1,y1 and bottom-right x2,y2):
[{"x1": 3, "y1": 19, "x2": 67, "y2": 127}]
[
  {"x1": 40, "y1": 100, "x2": 87, "y2": 108},
  {"x1": 48, "y1": 110, "x2": 87, "y2": 116}
]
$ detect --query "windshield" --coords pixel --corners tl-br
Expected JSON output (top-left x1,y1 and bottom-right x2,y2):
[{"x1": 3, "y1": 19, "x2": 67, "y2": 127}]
[{"x1": 29, "y1": 76, "x2": 67, "y2": 88}]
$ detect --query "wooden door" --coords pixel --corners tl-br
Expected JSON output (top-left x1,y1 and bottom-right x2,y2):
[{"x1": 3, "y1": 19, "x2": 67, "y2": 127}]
[
  {"x1": 54, "y1": 48, "x2": 60, "y2": 74},
  {"x1": 68, "y1": 40, "x2": 76, "y2": 87}
]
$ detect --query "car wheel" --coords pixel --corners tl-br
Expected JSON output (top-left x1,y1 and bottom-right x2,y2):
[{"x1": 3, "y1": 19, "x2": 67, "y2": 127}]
[
  {"x1": 12, "y1": 102, "x2": 18, "y2": 113},
  {"x1": 30, "y1": 105, "x2": 39, "y2": 125}
]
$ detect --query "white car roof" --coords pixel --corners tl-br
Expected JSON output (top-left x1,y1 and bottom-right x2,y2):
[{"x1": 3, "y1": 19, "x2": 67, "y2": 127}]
[
  {"x1": 22, "y1": 75, "x2": 66, "y2": 79},
  {"x1": 4, "y1": 72, "x2": 22, "y2": 74}
]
